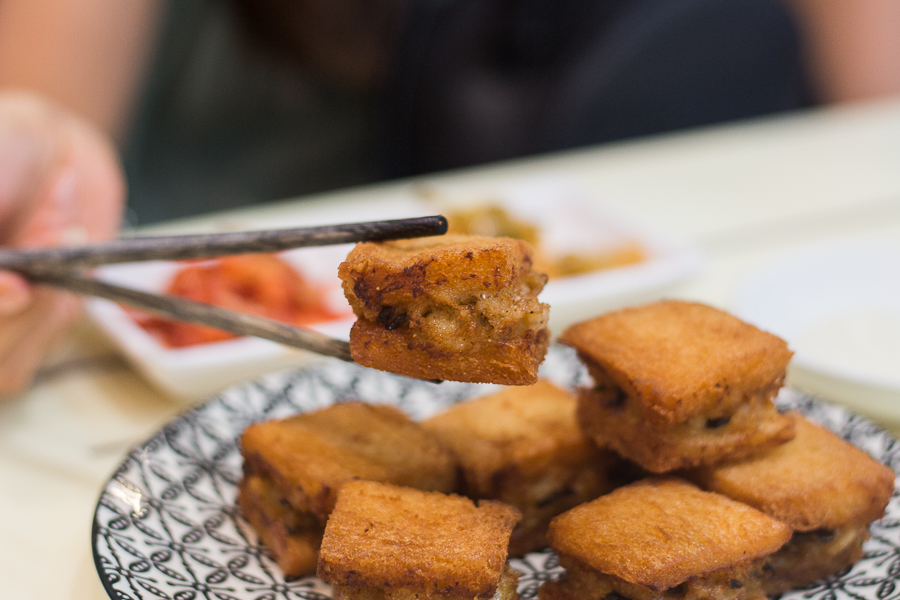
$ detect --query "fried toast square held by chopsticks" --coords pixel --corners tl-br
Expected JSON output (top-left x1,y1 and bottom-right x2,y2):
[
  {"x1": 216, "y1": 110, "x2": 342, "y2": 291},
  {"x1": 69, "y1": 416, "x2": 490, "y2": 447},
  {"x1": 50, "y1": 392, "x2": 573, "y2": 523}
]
[
  {"x1": 540, "y1": 478, "x2": 791, "y2": 600},
  {"x1": 317, "y1": 480, "x2": 522, "y2": 600},
  {"x1": 239, "y1": 402, "x2": 457, "y2": 577},
  {"x1": 339, "y1": 234, "x2": 550, "y2": 385},
  {"x1": 560, "y1": 300, "x2": 795, "y2": 472},
  {"x1": 688, "y1": 412, "x2": 895, "y2": 594},
  {"x1": 422, "y1": 380, "x2": 612, "y2": 555}
]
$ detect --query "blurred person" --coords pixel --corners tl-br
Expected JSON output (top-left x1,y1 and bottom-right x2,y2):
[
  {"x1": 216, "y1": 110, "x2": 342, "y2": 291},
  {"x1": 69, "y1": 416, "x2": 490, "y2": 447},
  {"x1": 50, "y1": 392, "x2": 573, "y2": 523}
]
[
  {"x1": 0, "y1": 0, "x2": 898, "y2": 393},
  {"x1": 383, "y1": 0, "x2": 812, "y2": 174},
  {"x1": 5, "y1": 0, "x2": 900, "y2": 223},
  {"x1": 109, "y1": 0, "x2": 900, "y2": 217},
  {"x1": 383, "y1": 0, "x2": 900, "y2": 174}
]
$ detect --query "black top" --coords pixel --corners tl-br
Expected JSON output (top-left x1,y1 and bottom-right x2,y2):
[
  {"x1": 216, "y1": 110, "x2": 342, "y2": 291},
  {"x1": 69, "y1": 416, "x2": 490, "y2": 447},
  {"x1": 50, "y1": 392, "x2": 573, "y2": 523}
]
[{"x1": 123, "y1": 0, "x2": 812, "y2": 225}]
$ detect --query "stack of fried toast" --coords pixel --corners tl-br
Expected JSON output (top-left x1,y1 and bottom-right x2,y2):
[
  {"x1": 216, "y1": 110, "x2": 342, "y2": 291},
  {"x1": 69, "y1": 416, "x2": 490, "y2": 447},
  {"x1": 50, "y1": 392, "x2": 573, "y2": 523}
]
[
  {"x1": 547, "y1": 300, "x2": 894, "y2": 600},
  {"x1": 239, "y1": 379, "x2": 608, "y2": 584},
  {"x1": 239, "y1": 402, "x2": 457, "y2": 577},
  {"x1": 238, "y1": 299, "x2": 894, "y2": 600}
]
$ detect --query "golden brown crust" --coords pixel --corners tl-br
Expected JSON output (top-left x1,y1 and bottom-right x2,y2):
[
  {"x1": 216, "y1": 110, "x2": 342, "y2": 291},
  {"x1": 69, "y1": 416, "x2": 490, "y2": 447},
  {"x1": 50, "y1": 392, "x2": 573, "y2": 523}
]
[
  {"x1": 339, "y1": 235, "x2": 550, "y2": 385},
  {"x1": 423, "y1": 381, "x2": 585, "y2": 488},
  {"x1": 238, "y1": 475, "x2": 324, "y2": 578},
  {"x1": 538, "y1": 579, "x2": 581, "y2": 600},
  {"x1": 341, "y1": 235, "x2": 534, "y2": 312},
  {"x1": 689, "y1": 412, "x2": 895, "y2": 530},
  {"x1": 422, "y1": 380, "x2": 612, "y2": 555},
  {"x1": 577, "y1": 387, "x2": 795, "y2": 473},
  {"x1": 559, "y1": 301, "x2": 793, "y2": 426},
  {"x1": 547, "y1": 478, "x2": 791, "y2": 591},
  {"x1": 317, "y1": 481, "x2": 522, "y2": 597},
  {"x1": 332, "y1": 564, "x2": 521, "y2": 600},
  {"x1": 240, "y1": 402, "x2": 457, "y2": 520},
  {"x1": 350, "y1": 319, "x2": 549, "y2": 386},
  {"x1": 760, "y1": 524, "x2": 870, "y2": 594},
  {"x1": 504, "y1": 461, "x2": 608, "y2": 557},
  {"x1": 545, "y1": 553, "x2": 770, "y2": 600}
]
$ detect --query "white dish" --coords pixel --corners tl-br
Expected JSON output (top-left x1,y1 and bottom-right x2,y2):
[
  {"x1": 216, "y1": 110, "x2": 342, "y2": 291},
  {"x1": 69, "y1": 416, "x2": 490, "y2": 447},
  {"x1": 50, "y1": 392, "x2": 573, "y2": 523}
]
[
  {"x1": 87, "y1": 200, "x2": 432, "y2": 401},
  {"x1": 86, "y1": 248, "x2": 357, "y2": 401},
  {"x1": 731, "y1": 240, "x2": 900, "y2": 422},
  {"x1": 435, "y1": 178, "x2": 705, "y2": 334},
  {"x1": 88, "y1": 179, "x2": 702, "y2": 400},
  {"x1": 91, "y1": 345, "x2": 900, "y2": 600}
]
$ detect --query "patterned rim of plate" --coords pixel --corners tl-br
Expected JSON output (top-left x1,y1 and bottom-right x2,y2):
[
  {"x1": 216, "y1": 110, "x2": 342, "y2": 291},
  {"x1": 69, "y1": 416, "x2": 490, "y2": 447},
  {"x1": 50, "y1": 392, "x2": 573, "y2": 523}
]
[{"x1": 92, "y1": 345, "x2": 900, "y2": 600}]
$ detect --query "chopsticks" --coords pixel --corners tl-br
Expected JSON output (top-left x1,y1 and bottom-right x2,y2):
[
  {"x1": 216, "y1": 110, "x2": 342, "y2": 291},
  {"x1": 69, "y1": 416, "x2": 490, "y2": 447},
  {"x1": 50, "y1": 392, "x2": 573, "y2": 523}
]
[
  {"x1": 0, "y1": 215, "x2": 447, "y2": 272},
  {"x1": 27, "y1": 270, "x2": 355, "y2": 361},
  {"x1": 3, "y1": 216, "x2": 448, "y2": 365}
]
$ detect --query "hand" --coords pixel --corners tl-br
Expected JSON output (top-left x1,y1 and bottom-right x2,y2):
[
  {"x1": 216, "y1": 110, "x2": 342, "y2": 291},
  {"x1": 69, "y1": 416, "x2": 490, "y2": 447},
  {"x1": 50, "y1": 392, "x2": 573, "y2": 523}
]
[{"x1": 0, "y1": 91, "x2": 124, "y2": 395}]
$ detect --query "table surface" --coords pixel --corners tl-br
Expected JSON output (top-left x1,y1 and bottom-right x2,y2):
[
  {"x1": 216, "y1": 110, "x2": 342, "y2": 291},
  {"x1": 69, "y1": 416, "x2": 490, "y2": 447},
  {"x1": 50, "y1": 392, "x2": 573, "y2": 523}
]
[{"x1": 4, "y1": 98, "x2": 900, "y2": 600}]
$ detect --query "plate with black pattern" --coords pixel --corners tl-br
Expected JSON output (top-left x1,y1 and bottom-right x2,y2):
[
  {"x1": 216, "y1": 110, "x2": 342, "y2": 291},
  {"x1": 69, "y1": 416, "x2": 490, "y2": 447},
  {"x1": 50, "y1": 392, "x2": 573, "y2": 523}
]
[{"x1": 92, "y1": 345, "x2": 900, "y2": 600}]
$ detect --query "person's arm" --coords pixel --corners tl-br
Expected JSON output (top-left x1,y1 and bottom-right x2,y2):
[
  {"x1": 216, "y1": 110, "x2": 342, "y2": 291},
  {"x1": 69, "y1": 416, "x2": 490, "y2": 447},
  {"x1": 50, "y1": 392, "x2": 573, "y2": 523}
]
[
  {"x1": 784, "y1": 0, "x2": 900, "y2": 103},
  {"x1": 0, "y1": 0, "x2": 164, "y2": 141},
  {"x1": 0, "y1": 1, "x2": 157, "y2": 393}
]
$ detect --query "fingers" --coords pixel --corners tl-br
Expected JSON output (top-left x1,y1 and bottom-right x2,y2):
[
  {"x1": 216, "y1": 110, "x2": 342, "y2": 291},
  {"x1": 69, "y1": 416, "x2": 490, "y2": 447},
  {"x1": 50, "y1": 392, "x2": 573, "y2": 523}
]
[
  {"x1": 0, "y1": 287, "x2": 81, "y2": 396},
  {"x1": 0, "y1": 92, "x2": 124, "y2": 395},
  {"x1": 64, "y1": 108, "x2": 125, "y2": 241},
  {"x1": 0, "y1": 91, "x2": 125, "y2": 246},
  {"x1": 9, "y1": 166, "x2": 81, "y2": 248},
  {"x1": 0, "y1": 95, "x2": 58, "y2": 236},
  {"x1": 0, "y1": 270, "x2": 31, "y2": 316}
]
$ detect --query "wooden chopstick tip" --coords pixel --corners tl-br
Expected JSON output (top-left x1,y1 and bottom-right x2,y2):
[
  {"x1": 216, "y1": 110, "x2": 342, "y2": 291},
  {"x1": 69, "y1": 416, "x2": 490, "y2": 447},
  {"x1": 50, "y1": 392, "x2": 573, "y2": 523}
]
[{"x1": 434, "y1": 215, "x2": 448, "y2": 235}]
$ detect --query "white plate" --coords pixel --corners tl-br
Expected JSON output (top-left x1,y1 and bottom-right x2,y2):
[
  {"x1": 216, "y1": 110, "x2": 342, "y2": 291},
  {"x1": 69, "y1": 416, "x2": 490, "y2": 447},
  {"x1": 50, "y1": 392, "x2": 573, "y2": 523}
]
[
  {"x1": 91, "y1": 345, "x2": 900, "y2": 600},
  {"x1": 434, "y1": 178, "x2": 704, "y2": 334},
  {"x1": 88, "y1": 179, "x2": 702, "y2": 401},
  {"x1": 731, "y1": 241, "x2": 900, "y2": 422}
]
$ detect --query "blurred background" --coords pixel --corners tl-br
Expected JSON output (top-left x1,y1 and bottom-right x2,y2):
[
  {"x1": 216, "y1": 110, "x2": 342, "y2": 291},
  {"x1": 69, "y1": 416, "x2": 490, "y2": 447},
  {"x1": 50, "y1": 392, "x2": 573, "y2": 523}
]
[{"x1": 2, "y1": 0, "x2": 898, "y2": 224}]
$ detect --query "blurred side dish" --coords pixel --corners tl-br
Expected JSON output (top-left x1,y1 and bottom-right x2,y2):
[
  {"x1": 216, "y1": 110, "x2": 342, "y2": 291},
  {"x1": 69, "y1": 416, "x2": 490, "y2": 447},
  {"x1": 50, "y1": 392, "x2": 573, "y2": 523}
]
[
  {"x1": 446, "y1": 204, "x2": 646, "y2": 278},
  {"x1": 128, "y1": 253, "x2": 348, "y2": 348}
]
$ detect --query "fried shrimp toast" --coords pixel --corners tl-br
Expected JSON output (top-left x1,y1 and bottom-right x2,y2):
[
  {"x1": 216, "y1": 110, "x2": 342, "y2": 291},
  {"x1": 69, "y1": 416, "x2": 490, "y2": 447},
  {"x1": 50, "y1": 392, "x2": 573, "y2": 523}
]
[
  {"x1": 239, "y1": 402, "x2": 457, "y2": 577},
  {"x1": 422, "y1": 380, "x2": 611, "y2": 555},
  {"x1": 238, "y1": 474, "x2": 324, "y2": 577},
  {"x1": 317, "y1": 480, "x2": 522, "y2": 600},
  {"x1": 339, "y1": 234, "x2": 550, "y2": 385},
  {"x1": 560, "y1": 300, "x2": 795, "y2": 472},
  {"x1": 541, "y1": 478, "x2": 791, "y2": 600},
  {"x1": 689, "y1": 412, "x2": 895, "y2": 593}
]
